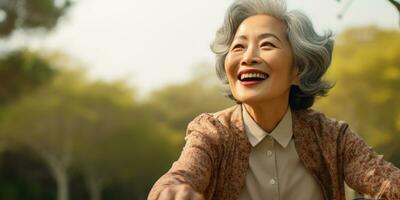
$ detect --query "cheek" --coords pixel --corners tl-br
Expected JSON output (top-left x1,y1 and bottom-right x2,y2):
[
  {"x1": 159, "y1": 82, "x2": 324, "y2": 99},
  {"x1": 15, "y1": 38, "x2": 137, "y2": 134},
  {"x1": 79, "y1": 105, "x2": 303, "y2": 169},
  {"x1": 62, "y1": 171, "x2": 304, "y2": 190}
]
[
  {"x1": 270, "y1": 52, "x2": 291, "y2": 65},
  {"x1": 223, "y1": 60, "x2": 229, "y2": 75},
  {"x1": 270, "y1": 53, "x2": 294, "y2": 74},
  {"x1": 224, "y1": 55, "x2": 236, "y2": 78}
]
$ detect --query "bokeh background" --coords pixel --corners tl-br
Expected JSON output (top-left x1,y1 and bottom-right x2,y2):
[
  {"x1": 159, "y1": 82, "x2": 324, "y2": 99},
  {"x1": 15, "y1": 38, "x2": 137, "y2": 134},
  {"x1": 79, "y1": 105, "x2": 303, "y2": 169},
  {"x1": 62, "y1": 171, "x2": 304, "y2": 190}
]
[{"x1": 0, "y1": 0, "x2": 399, "y2": 199}]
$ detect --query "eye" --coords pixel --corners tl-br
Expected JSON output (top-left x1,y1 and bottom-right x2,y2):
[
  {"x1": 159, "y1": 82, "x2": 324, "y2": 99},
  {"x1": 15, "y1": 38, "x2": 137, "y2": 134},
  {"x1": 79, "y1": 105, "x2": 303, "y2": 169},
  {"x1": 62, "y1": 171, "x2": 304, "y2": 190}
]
[
  {"x1": 260, "y1": 41, "x2": 276, "y2": 48},
  {"x1": 231, "y1": 44, "x2": 245, "y2": 51}
]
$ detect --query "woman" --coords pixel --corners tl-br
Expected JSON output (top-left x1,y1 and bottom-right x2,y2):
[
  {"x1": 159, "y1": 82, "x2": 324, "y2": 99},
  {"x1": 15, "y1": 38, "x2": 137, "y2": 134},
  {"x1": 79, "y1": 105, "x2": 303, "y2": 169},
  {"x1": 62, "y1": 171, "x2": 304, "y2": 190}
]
[{"x1": 148, "y1": 0, "x2": 400, "y2": 199}]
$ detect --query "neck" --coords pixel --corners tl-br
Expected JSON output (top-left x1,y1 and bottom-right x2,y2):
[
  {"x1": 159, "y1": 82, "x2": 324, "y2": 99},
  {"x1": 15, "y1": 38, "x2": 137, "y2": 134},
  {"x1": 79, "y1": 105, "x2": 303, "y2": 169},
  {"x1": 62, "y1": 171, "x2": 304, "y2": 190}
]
[{"x1": 243, "y1": 99, "x2": 289, "y2": 133}]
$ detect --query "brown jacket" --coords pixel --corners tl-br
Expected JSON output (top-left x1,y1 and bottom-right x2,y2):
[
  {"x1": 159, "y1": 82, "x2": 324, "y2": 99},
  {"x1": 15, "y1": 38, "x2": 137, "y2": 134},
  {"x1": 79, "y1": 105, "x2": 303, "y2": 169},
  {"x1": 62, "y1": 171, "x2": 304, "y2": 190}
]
[{"x1": 148, "y1": 105, "x2": 400, "y2": 200}]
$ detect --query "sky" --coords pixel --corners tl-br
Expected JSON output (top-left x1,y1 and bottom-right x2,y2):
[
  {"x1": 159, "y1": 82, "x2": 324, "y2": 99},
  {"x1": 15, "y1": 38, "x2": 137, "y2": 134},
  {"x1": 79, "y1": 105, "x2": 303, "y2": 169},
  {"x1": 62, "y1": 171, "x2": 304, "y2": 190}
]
[{"x1": 21, "y1": 0, "x2": 400, "y2": 96}]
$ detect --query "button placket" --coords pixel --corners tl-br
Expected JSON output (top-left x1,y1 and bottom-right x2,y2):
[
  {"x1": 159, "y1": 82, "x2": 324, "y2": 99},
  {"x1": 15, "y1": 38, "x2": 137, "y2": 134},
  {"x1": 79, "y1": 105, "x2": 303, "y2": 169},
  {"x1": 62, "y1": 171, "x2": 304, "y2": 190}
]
[{"x1": 265, "y1": 136, "x2": 274, "y2": 157}]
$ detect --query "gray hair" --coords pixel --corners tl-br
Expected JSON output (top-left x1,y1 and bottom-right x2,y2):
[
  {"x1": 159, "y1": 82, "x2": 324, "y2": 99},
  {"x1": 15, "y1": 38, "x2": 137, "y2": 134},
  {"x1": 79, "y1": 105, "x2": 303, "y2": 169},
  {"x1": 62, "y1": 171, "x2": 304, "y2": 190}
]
[{"x1": 210, "y1": 0, "x2": 334, "y2": 110}]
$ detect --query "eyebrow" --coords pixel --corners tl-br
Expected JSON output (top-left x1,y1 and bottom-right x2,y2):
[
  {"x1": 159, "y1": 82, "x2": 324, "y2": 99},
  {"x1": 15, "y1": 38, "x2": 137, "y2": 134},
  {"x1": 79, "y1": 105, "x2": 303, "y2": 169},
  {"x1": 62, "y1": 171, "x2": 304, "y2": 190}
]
[{"x1": 234, "y1": 32, "x2": 282, "y2": 42}]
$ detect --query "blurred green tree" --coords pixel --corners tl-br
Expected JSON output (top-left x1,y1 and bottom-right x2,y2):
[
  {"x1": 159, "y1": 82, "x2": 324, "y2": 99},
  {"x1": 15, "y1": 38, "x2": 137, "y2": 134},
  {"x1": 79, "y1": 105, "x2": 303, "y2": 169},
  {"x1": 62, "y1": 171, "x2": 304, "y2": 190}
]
[
  {"x1": 0, "y1": 68, "x2": 91, "y2": 200},
  {"x1": 144, "y1": 63, "x2": 234, "y2": 133},
  {"x1": 315, "y1": 26, "x2": 400, "y2": 166},
  {"x1": 0, "y1": 49, "x2": 56, "y2": 107},
  {"x1": 0, "y1": 0, "x2": 73, "y2": 106},
  {"x1": 0, "y1": 64, "x2": 181, "y2": 200},
  {"x1": 0, "y1": 0, "x2": 72, "y2": 38},
  {"x1": 79, "y1": 105, "x2": 180, "y2": 200},
  {"x1": 72, "y1": 81, "x2": 179, "y2": 200},
  {"x1": 0, "y1": 1, "x2": 76, "y2": 193},
  {"x1": 71, "y1": 80, "x2": 135, "y2": 200},
  {"x1": 0, "y1": 147, "x2": 57, "y2": 200}
]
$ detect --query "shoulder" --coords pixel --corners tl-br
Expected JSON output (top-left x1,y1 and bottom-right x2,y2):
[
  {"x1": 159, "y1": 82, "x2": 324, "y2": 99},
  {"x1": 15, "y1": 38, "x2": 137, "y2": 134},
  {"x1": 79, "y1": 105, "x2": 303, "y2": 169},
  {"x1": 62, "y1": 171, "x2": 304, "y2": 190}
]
[
  {"x1": 293, "y1": 108, "x2": 351, "y2": 136},
  {"x1": 186, "y1": 104, "x2": 240, "y2": 143}
]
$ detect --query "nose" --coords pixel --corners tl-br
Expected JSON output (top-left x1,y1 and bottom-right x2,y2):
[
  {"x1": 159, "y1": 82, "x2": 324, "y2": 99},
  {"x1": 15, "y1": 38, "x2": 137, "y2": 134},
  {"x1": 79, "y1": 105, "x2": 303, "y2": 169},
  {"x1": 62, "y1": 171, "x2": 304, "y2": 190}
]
[{"x1": 240, "y1": 45, "x2": 262, "y2": 66}]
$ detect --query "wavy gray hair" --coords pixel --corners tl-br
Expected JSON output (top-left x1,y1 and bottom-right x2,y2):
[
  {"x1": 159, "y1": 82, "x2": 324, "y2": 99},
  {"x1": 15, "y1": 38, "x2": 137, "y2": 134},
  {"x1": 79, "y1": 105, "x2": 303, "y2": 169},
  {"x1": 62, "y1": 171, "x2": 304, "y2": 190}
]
[{"x1": 210, "y1": 0, "x2": 334, "y2": 110}]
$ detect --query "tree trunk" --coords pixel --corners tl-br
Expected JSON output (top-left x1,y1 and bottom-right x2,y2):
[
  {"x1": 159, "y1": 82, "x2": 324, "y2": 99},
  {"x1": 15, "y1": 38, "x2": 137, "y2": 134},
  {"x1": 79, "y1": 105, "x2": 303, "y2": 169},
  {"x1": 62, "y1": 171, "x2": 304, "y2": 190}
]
[
  {"x1": 49, "y1": 158, "x2": 69, "y2": 200},
  {"x1": 52, "y1": 165, "x2": 69, "y2": 200},
  {"x1": 88, "y1": 180, "x2": 102, "y2": 200},
  {"x1": 39, "y1": 151, "x2": 70, "y2": 200},
  {"x1": 86, "y1": 174, "x2": 103, "y2": 200}
]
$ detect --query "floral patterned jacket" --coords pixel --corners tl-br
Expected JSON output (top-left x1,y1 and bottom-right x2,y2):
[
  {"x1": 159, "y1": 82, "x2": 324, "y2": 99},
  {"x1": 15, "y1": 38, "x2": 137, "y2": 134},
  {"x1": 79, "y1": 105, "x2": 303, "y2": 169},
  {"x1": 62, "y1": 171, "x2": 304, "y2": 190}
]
[{"x1": 148, "y1": 105, "x2": 400, "y2": 200}]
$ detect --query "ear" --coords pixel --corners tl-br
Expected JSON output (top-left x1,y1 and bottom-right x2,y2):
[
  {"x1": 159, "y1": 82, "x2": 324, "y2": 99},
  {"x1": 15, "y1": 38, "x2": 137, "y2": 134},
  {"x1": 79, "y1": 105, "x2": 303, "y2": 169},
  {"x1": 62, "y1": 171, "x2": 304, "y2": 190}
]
[{"x1": 291, "y1": 65, "x2": 300, "y2": 85}]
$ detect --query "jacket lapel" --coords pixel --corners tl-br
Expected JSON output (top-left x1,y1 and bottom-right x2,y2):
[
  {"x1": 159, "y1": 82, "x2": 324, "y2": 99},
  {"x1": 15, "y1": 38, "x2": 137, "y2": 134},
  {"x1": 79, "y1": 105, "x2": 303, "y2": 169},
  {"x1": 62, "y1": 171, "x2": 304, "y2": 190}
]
[
  {"x1": 229, "y1": 104, "x2": 252, "y2": 199},
  {"x1": 292, "y1": 109, "x2": 331, "y2": 200}
]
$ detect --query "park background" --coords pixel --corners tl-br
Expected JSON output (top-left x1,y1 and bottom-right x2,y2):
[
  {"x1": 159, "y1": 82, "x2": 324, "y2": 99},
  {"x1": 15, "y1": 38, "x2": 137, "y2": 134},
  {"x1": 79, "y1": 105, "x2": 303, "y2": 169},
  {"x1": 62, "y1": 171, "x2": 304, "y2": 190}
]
[{"x1": 0, "y1": 0, "x2": 399, "y2": 199}]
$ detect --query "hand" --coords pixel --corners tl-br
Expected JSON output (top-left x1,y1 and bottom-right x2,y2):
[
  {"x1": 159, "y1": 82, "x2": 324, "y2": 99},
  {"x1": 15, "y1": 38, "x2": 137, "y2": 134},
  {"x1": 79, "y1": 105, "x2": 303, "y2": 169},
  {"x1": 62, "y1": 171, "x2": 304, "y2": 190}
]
[{"x1": 157, "y1": 184, "x2": 205, "y2": 200}]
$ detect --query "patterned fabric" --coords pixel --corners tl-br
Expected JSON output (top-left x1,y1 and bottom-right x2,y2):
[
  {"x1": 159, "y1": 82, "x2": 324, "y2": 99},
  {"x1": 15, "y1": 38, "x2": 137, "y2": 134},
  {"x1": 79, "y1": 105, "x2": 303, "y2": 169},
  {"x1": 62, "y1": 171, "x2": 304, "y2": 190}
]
[{"x1": 148, "y1": 105, "x2": 400, "y2": 200}]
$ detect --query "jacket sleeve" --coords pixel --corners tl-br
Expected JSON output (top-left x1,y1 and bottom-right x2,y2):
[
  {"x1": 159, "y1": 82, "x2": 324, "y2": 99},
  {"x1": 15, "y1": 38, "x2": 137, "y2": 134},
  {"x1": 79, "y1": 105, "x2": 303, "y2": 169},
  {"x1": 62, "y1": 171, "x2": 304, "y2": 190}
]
[
  {"x1": 342, "y1": 124, "x2": 400, "y2": 199},
  {"x1": 147, "y1": 114, "x2": 221, "y2": 200}
]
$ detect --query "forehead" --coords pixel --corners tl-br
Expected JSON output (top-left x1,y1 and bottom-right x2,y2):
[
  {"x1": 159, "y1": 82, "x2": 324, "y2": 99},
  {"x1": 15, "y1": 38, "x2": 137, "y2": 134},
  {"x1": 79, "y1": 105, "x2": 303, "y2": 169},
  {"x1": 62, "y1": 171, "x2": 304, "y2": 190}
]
[{"x1": 234, "y1": 15, "x2": 287, "y2": 40}]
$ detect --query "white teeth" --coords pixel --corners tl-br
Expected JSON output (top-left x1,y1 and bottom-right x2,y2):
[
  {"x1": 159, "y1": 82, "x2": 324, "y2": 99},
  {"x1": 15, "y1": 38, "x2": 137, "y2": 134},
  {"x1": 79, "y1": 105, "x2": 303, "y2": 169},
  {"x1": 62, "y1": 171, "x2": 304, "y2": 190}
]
[{"x1": 240, "y1": 72, "x2": 268, "y2": 80}]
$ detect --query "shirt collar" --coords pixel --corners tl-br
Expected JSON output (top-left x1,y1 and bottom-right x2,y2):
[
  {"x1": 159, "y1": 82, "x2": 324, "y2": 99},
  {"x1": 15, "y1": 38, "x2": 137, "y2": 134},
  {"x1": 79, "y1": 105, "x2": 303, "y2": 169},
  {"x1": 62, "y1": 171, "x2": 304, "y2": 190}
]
[{"x1": 242, "y1": 104, "x2": 293, "y2": 148}]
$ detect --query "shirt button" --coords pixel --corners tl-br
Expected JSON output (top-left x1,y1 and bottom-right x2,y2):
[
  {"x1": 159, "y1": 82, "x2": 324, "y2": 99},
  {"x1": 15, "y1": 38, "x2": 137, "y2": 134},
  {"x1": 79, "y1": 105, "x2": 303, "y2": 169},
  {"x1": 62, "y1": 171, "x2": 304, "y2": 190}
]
[
  {"x1": 269, "y1": 179, "x2": 276, "y2": 185},
  {"x1": 266, "y1": 150, "x2": 273, "y2": 157}
]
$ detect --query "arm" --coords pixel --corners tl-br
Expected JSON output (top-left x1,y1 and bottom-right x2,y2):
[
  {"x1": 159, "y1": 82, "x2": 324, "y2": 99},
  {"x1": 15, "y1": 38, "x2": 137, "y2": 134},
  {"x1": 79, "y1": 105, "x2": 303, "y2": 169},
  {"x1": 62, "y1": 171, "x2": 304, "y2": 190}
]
[
  {"x1": 342, "y1": 124, "x2": 400, "y2": 199},
  {"x1": 148, "y1": 114, "x2": 221, "y2": 200}
]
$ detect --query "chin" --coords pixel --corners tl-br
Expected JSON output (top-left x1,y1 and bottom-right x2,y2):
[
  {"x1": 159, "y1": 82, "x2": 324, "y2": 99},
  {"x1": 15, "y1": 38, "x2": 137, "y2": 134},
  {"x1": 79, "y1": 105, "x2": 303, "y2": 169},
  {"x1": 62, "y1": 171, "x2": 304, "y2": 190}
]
[{"x1": 233, "y1": 93, "x2": 269, "y2": 104}]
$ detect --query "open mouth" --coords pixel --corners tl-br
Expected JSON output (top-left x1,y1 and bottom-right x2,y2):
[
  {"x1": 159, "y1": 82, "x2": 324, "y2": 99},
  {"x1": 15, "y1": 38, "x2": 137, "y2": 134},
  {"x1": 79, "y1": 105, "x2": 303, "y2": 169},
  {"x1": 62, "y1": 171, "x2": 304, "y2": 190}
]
[{"x1": 237, "y1": 72, "x2": 269, "y2": 82}]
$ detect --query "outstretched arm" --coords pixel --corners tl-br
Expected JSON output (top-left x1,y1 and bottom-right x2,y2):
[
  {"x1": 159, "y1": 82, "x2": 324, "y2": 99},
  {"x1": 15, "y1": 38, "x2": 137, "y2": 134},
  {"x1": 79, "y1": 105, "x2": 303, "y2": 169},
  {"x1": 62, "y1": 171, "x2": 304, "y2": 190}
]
[
  {"x1": 342, "y1": 125, "x2": 400, "y2": 199},
  {"x1": 148, "y1": 114, "x2": 222, "y2": 200}
]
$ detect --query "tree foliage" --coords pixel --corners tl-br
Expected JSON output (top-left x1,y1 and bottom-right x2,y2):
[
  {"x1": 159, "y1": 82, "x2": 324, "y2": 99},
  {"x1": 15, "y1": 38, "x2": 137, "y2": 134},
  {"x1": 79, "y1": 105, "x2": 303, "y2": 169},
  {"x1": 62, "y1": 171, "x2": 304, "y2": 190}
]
[
  {"x1": 0, "y1": 0, "x2": 72, "y2": 38},
  {"x1": 315, "y1": 26, "x2": 400, "y2": 165},
  {"x1": 0, "y1": 65, "x2": 181, "y2": 199},
  {"x1": 0, "y1": 49, "x2": 56, "y2": 106},
  {"x1": 144, "y1": 63, "x2": 234, "y2": 132},
  {"x1": 0, "y1": 0, "x2": 73, "y2": 106},
  {"x1": 0, "y1": 67, "x2": 95, "y2": 200}
]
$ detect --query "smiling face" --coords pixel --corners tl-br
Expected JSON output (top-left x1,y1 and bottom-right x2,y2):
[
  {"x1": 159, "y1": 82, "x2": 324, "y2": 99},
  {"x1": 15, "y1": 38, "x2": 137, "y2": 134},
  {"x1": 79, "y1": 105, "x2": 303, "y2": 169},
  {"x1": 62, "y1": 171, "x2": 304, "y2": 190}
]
[{"x1": 224, "y1": 14, "x2": 299, "y2": 105}]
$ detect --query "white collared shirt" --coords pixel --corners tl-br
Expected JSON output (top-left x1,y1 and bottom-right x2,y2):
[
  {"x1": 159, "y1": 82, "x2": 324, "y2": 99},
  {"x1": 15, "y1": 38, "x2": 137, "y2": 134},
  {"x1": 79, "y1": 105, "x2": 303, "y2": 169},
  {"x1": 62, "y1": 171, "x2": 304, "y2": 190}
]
[{"x1": 238, "y1": 105, "x2": 324, "y2": 200}]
